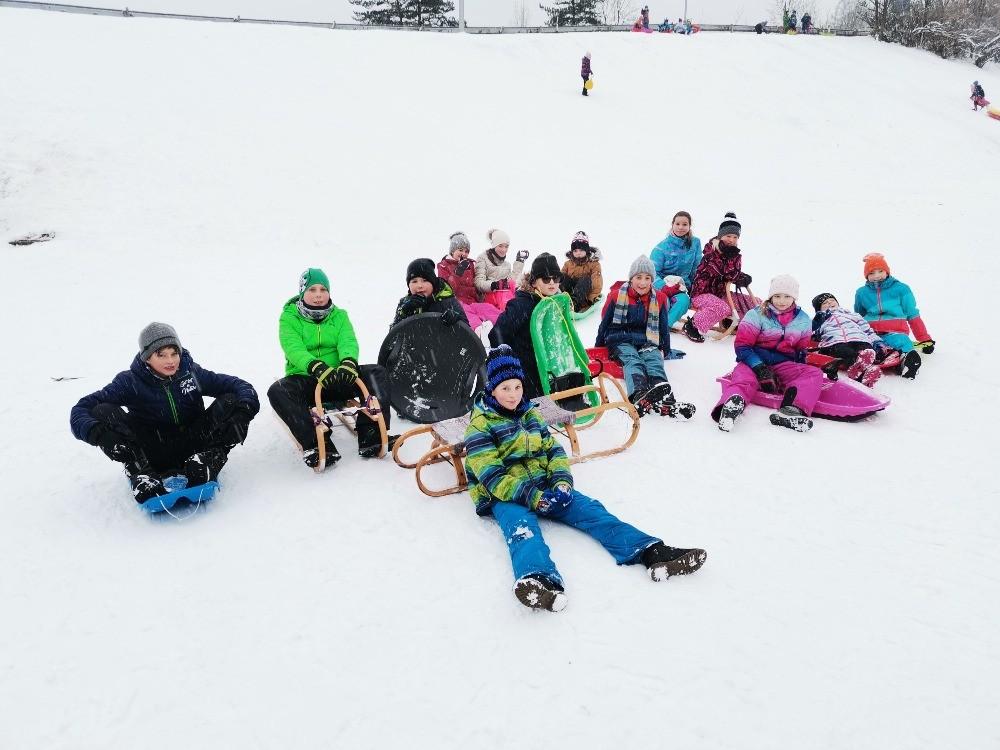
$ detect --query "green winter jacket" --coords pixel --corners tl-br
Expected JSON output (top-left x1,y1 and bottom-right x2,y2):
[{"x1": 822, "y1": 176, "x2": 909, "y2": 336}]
[
  {"x1": 464, "y1": 396, "x2": 573, "y2": 516},
  {"x1": 279, "y1": 297, "x2": 360, "y2": 376}
]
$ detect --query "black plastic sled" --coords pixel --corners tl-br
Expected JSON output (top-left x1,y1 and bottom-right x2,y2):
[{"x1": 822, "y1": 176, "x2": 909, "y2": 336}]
[{"x1": 377, "y1": 313, "x2": 487, "y2": 424}]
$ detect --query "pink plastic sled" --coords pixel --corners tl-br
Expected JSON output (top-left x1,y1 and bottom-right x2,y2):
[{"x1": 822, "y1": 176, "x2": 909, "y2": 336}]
[
  {"x1": 484, "y1": 289, "x2": 515, "y2": 311},
  {"x1": 586, "y1": 347, "x2": 624, "y2": 379},
  {"x1": 716, "y1": 373, "x2": 890, "y2": 421}
]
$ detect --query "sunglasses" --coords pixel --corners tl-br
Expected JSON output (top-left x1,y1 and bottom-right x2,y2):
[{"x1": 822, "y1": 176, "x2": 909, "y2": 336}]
[{"x1": 539, "y1": 274, "x2": 562, "y2": 283}]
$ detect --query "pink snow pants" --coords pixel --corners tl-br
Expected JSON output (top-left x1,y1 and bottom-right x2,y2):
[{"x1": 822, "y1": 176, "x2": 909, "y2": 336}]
[
  {"x1": 461, "y1": 301, "x2": 502, "y2": 330},
  {"x1": 690, "y1": 293, "x2": 758, "y2": 333},
  {"x1": 716, "y1": 362, "x2": 824, "y2": 415}
]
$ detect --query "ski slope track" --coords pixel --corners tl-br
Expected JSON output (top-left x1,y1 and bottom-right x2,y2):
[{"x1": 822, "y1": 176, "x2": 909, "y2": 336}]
[{"x1": 1, "y1": 8, "x2": 998, "y2": 749}]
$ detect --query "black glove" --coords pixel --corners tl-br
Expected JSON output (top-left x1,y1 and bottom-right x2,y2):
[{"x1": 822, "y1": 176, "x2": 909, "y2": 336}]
[
  {"x1": 752, "y1": 363, "x2": 779, "y2": 393},
  {"x1": 308, "y1": 359, "x2": 336, "y2": 386},
  {"x1": 334, "y1": 357, "x2": 359, "y2": 387},
  {"x1": 90, "y1": 423, "x2": 136, "y2": 462},
  {"x1": 515, "y1": 250, "x2": 529, "y2": 262},
  {"x1": 490, "y1": 279, "x2": 509, "y2": 291},
  {"x1": 441, "y1": 308, "x2": 460, "y2": 326},
  {"x1": 399, "y1": 294, "x2": 425, "y2": 317},
  {"x1": 456, "y1": 259, "x2": 471, "y2": 275},
  {"x1": 735, "y1": 272, "x2": 752, "y2": 287}
]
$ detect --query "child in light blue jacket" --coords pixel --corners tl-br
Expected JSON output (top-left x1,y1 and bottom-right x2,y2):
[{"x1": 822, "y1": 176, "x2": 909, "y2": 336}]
[{"x1": 650, "y1": 210, "x2": 702, "y2": 333}]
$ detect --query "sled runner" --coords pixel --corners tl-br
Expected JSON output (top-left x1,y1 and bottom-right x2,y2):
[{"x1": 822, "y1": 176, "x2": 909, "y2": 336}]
[
  {"x1": 530, "y1": 293, "x2": 602, "y2": 423},
  {"x1": 378, "y1": 313, "x2": 486, "y2": 424},
  {"x1": 710, "y1": 284, "x2": 759, "y2": 340},
  {"x1": 715, "y1": 373, "x2": 890, "y2": 421},
  {"x1": 309, "y1": 377, "x2": 388, "y2": 471},
  {"x1": 392, "y1": 373, "x2": 640, "y2": 497},
  {"x1": 139, "y1": 476, "x2": 218, "y2": 515}
]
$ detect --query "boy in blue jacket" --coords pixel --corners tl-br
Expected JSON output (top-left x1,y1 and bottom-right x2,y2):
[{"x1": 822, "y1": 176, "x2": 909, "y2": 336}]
[
  {"x1": 70, "y1": 323, "x2": 259, "y2": 502},
  {"x1": 596, "y1": 256, "x2": 695, "y2": 419}
]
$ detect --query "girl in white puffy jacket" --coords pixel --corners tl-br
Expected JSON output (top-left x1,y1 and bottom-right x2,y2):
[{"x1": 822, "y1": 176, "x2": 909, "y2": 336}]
[{"x1": 810, "y1": 292, "x2": 888, "y2": 387}]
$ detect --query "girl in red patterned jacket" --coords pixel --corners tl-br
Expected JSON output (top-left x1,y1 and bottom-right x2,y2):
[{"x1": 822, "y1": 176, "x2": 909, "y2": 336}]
[{"x1": 688, "y1": 212, "x2": 755, "y2": 337}]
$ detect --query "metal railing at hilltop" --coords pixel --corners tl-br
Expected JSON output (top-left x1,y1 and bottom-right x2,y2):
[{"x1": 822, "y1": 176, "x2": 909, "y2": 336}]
[{"x1": 0, "y1": 1, "x2": 870, "y2": 36}]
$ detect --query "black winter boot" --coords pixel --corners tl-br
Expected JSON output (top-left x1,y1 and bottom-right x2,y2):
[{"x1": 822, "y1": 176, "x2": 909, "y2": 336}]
[
  {"x1": 513, "y1": 574, "x2": 568, "y2": 612},
  {"x1": 769, "y1": 405, "x2": 814, "y2": 432},
  {"x1": 715, "y1": 395, "x2": 745, "y2": 432},
  {"x1": 682, "y1": 318, "x2": 706, "y2": 343},
  {"x1": 183, "y1": 448, "x2": 230, "y2": 486},
  {"x1": 126, "y1": 467, "x2": 168, "y2": 503},
  {"x1": 900, "y1": 350, "x2": 922, "y2": 379},
  {"x1": 640, "y1": 542, "x2": 707, "y2": 582}
]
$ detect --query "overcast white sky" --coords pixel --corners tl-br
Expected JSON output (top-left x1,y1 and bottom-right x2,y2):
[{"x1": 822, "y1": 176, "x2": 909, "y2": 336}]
[{"x1": 97, "y1": 0, "x2": 837, "y2": 26}]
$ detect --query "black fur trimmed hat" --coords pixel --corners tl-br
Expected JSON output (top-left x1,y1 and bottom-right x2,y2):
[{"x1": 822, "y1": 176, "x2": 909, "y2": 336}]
[{"x1": 529, "y1": 253, "x2": 562, "y2": 281}]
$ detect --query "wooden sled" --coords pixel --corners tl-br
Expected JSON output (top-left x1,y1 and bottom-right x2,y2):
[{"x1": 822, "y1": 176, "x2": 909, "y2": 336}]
[
  {"x1": 391, "y1": 373, "x2": 640, "y2": 497},
  {"x1": 670, "y1": 284, "x2": 759, "y2": 340},
  {"x1": 309, "y1": 377, "x2": 388, "y2": 472}
]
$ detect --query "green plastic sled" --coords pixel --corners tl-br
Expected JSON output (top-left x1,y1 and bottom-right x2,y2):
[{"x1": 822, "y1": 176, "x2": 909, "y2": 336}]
[
  {"x1": 570, "y1": 294, "x2": 603, "y2": 321},
  {"x1": 530, "y1": 293, "x2": 601, "y2": 425}
]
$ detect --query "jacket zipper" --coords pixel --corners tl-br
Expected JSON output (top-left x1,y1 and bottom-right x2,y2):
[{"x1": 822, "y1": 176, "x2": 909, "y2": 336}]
[{"x1": 164, "y1": 385, "x2": 180, "y2": 425}]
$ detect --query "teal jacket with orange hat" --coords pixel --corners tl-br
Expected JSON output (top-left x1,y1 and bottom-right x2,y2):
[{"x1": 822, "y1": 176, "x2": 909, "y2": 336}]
[{"x1": 852, "y1": 253, "x2": 933, "y2": 344}]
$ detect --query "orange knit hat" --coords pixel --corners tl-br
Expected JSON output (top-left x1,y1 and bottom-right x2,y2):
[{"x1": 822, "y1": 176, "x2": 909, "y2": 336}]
[{"x1": 863, "y1": 253, "x2": 890, "y2": 278}]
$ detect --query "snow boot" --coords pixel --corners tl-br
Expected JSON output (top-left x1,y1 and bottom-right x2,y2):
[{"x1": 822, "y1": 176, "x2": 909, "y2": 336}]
[
  {"x1": 128, "y1": 471, "x2": 168, "y2": 503},
  {"x1": 640, "y1": 542, "x2": 707, "y2": 582},
  {"x1": 304, "y1": 435, "x2": 342, "y2": 470},
  {"x1": 183, "y1": 448, "x2": 229, "y2": 486},
  {"x1": 628, "y1": 383, "x2": 656, "y2": 417},
  {"x1": 846, "y1": 348, "x2": 876, "y2": 382},
  {"x1": 513, "y1": 574, "x2": 568, "y2": 612},
  {"x1": 644, "y1": 381, "x2": 696, "y2": 420},
  {"x1": 769, "y1": 403, "x2": 814, "y2": 432},
  {"x1": 900, "y1": 349, "x2": 922, "y2": 379},
  {"x1": 682, "y1": 318, "x2": 706, "y2": 343},
  {"x1": 715, "y1": 395, "x2": 745, "y2": 432},
  {"x1": 860, "y1": 363, "x2": 883, "y2": 388}
]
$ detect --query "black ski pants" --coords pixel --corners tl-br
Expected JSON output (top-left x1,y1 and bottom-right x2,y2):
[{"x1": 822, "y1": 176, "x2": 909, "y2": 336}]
[
  {"x1": 819, "y1": 341, "x2": 874, "y2": 365},
  {"x1": 91, "y1": 393, "x2": 250, "y2": 474},
  {"x1": 267, "y1": 366, "x2": 391, "y2": 453}
]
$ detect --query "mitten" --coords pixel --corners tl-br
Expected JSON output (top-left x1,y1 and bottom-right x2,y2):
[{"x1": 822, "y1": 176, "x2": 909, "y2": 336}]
[
  {"x1": 334, "y1": 357, "x2": 359, "y2": 387},
  {"x1": 456, "y1": 259, "x2": 471, "y2": 275},
  {"x1": 308, "y1": 359, "x2": 335, "y2": 386},
  {"x1": 515, "y1": 250, "x2": 529, "y2": 262},
  {"x1": 533, "y1": 483, "x2": 573, "y2": 516},
  {"x1": 735, "y1": 272, "x2": 752, "y2": 287},
  {"x1": 663, "y1": 275, "x2": 686, "y2": 293},
  {"x1": 752, "y1": 363, "x2": 779, "y2": 393},
  {"x1": 399, "y1": 294, "x2": 425, "y2": 317}
]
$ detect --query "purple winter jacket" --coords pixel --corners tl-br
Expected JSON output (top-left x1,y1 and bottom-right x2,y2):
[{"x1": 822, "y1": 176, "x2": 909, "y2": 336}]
[{"x1": 581, "y1": 56, "x2": 592, "y2": 79}]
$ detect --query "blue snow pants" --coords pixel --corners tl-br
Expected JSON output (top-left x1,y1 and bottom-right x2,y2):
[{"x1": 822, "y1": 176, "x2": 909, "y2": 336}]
[
  {"x1": 491, "y1": 490, "x2": 660, "y2": 587},
  {"x1": 613, "y1": 343, "x2": 667, "y2": 396},
  {"x1": 880, "y1": 332, "x2": 914, "y2": 353},
  {"x1": 667, "y1": 292, "x2": 691, "y2": 328}
]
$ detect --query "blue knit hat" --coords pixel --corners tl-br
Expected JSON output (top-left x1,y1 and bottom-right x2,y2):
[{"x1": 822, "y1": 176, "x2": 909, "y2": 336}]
[{"x1": 485, "y1": 345, "x2": 526, "y2": 393}]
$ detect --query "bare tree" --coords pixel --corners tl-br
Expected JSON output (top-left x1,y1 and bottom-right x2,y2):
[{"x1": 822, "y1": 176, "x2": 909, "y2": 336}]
[
  {"x1": 598, "y1": 0, "x2": 639, "y2": 24},
  {"x1": 512, "y1": 0, "x2": 531, "y2": 24}
]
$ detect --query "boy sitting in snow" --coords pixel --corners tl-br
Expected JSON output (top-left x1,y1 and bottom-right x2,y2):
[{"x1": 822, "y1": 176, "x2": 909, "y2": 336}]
[
  {"x1": 70, "y1": 323, "x2": 259, "y2": 502},
  {"x1": 464, "y1": 345, "x2": 707, "y2": 612}
]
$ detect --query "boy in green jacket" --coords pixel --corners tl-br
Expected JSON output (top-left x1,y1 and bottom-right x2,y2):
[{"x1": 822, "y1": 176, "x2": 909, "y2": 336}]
[
  {"x1": 464, "y1": 345, "x2": 707, "y2": 612},
  {"x1": 268, "y1": 268, "x2": 391, "y2": 468}
]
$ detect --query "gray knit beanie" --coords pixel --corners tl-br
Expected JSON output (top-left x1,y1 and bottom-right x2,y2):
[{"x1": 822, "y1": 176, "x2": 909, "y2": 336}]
[
  {"x1": 139, "y1": 322, "x2": 181, "y2": 361},
  {"x1": 449, "y1": 231, "x2": 471, "y2": 254},
  {"x1": 628, "y1": 255, "x2": 655, "y2": 279}
]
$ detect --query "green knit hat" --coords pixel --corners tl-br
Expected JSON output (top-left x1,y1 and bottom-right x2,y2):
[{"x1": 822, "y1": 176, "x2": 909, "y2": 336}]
[{"x1": 298, "y1": 268, "x2": 330, "y2": 298}]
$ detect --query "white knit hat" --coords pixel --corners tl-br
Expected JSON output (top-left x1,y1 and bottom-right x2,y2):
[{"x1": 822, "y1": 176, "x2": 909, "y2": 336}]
[
  {"x1": 629, "y1": 255, "x2": 655, "y2": 279},
  {"x1": 487, "y1": 228, "x2": 510, "y2": 248},
  {"x1": 767, "y1": 274, "x2": 800, "y2": 300}
]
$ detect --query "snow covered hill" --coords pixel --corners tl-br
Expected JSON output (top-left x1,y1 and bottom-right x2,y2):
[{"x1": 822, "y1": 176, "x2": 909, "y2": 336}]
[{"x1": 1, "y1": 8, "x2": 998, "y2": 749}]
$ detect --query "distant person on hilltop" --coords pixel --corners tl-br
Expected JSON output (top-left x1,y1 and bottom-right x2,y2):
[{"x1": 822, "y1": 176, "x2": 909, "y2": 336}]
[
  {"x1": 658, "y1": 17, "x2": 673, "y2": 32},
  {"x1": 789, "y1": 9, "x2": 798, "y2": 30},
  {"x1": 801, "y1": 12, "x2": 813, "y2": 32},
  {"x1": 580, "y1": 51, "x2": 593, "y2": 96},
  {"x1": 754, "y1": 20, "x2": 769, "y2": 34},
  {"x1": 971, "y1": 81, "x2": 988, "y2": 110},
  {"x1": 641, "y1": 5, "x2": 650, "y2": 29}
]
